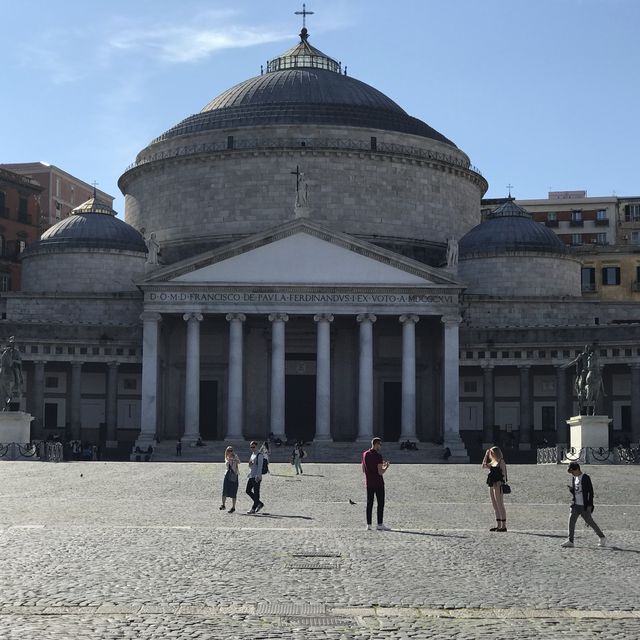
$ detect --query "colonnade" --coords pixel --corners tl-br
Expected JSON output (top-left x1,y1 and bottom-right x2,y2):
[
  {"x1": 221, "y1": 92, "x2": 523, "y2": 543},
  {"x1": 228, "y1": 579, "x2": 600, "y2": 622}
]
[{"x1": 138, "y1": 311, "x2": 463, "y2": 445}]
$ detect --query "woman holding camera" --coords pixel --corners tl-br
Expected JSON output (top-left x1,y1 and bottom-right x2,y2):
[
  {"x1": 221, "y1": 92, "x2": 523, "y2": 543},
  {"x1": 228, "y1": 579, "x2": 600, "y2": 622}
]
[{"x1": 482, "y1": 446, "x2": 508, "y2": 532}]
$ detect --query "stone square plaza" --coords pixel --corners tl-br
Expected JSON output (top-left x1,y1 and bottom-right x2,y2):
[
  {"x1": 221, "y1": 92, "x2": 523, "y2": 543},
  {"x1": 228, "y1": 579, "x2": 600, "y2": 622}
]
[{"x1": 1, "y1": 460, "x2": 639, "y2": 639}]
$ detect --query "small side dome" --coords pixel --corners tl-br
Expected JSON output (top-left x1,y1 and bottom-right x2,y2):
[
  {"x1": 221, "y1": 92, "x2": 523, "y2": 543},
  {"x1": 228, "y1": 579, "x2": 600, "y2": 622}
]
[
  {"x1": 25, "y1": 196, "x2": 146, "y2": 255},
  {"x1": 459, "y1": 199, "x2": 567, "y2": 258}
]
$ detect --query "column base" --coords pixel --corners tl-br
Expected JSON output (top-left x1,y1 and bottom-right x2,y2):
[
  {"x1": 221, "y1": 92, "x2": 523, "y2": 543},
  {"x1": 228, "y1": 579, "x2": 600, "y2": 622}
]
[
  {"x1": 181, "y1": 435, "x2": 203, "y2": 446},
  {"x1": 443, "y1": 433, "x2": 469, "y2": 463}
]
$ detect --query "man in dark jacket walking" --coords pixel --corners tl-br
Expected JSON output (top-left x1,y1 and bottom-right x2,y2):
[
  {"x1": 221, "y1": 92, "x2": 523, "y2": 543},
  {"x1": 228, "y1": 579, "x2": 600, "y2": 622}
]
[{"x1": 561, "y1": 462, "x2": 606, "y2": 548}]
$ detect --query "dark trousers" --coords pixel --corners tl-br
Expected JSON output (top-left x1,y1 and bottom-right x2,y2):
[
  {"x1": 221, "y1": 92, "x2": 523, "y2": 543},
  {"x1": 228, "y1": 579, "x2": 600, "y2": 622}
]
[
  {"x1": 568, "y1": 505, "x2": 604, "y2": 541},
  {"x1": 366, "y1": 486, "x2": 385, "y2": 525},
  {"x1": 246, "y1": 478, "x2": 262, "y2": 509}
]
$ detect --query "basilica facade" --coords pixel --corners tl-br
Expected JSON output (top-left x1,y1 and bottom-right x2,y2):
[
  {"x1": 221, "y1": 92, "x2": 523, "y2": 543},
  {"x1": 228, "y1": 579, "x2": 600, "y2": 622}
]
[{"x1": 3, "y1": 26, "x2": 639, "y2": 460}]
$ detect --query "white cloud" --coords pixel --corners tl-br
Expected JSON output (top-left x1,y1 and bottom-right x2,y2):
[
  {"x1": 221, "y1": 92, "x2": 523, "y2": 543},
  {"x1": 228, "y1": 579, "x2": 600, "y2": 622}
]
[{"x1": 108, "y1": 24, "x2": 290, "y2": 63}]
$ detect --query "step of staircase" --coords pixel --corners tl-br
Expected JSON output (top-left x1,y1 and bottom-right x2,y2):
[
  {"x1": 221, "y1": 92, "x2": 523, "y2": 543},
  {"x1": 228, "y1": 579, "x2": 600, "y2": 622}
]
[{"x1": 139, "y1": 440, "x2": 449, "y2": 464}]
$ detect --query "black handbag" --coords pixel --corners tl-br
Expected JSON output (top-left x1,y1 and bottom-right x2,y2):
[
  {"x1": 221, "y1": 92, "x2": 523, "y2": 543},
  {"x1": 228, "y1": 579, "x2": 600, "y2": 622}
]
[{"x1": 501, "y1": 483, "x2": 511, "y2": 494}]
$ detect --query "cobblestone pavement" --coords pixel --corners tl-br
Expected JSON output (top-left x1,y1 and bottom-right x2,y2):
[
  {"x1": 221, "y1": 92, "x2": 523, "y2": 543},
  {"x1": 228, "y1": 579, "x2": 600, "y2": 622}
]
[{"x1": 1, "y1": 461, "x2": 639, "y2": 638}]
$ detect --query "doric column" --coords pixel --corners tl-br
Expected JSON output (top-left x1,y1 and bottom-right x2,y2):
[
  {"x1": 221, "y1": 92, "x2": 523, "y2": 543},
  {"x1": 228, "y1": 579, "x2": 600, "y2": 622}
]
[
  {"x1": 70, "y1": 362, "x2": 83, "y2": 439},
  {"x1": 269, "y1": 313, "x2": 288, "y2": 438},
  {"x1": 33, "y1": 361, "x2": 46, "y2": 436},
  {"x1": 140, "y1": 312, "x2": 162, "y2": 443},
  {"x1": 631, "y1": 364, "x2": 640, "y2": 445},
  {"x1": 314, "y1": 313, "x2": 334, "y2": 441},
  {"x1": 183, "y1": 312, "x2": 203, "y2": 443},
  {"x1": 482, "y1": 364, "x2": 495, "y2": 447},
  {"x1": 356, "y1": 313, "x2": 376, "y2": 441},
  {"x1": 555, "y1": 365, "x2": 568, "y2": 445},
  {"x1": 519, "y1": 365, "x2": 532, "y2": 450},
  {"x1": 226, "y1": 313, "x2": 246, "y2": 439},
  {"x1": 441, "y1": 315, "x2": 468, "y2": 460},
  {"x1": 399, "y1": 314, "x2": 419, "y2": 440},
  {"x1": 106, "y1": 362, "x2": 119, "y2": 442}
]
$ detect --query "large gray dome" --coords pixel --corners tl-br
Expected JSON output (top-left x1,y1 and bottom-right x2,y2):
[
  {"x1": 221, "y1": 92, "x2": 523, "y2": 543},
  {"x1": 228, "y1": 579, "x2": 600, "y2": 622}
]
[
  {"x1": 459, "y1": 199, "x2": 567, "y2": 258},
  {"x1": 152, "y1": 29, "x2": 456, "y2": 147},
  {"x1": 24, "y1": 197, "x2": 146, "y2": 255}
]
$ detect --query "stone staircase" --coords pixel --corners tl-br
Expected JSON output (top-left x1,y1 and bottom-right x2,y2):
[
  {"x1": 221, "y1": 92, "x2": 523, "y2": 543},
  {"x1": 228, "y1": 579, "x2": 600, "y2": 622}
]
[{"x1": 143, "y1": 440, "x2": 450, "y2": 464}]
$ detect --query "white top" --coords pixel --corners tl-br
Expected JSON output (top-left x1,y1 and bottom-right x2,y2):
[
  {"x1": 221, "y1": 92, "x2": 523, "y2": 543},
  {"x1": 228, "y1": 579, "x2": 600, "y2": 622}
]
[{"x1": 573, "y1": 474, "x2": 584, "y2": 506}]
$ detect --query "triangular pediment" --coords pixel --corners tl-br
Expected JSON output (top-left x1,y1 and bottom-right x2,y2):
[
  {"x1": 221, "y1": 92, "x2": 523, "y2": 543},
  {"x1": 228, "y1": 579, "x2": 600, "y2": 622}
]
[{"x1": 141, "y1": 220, "x2": 462, "y2": 288}]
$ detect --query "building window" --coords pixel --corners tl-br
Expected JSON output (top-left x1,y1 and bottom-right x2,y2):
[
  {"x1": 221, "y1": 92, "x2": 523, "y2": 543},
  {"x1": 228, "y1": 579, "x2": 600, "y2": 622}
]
[
  {"x1": 571, "y1": 234, "x2": 582, "y2": 245},
  {"x1": 55, "y1": 178, "x2": 61, "y2": 197},
  {"x1": 542, "y1": 406, "x2": 556, "y2": 430},
  {"x1": 602, "y1": 266, "x2": 621, "y2": 285},
  {"x1": 45, "y1": 376, "x2": 59, "y2": 389},
  {"x1": 547, "y1": 211, "x2": 557, "y2": 221},
  {"x1": 16, "y1": 239, "x2": 26, "y2": 254},
  {"x1": 631, "y1": 231, "x2": 640, "y2": 245},
  {"x1": 0, "y1": 274, "x2": 10, "y2": 292},
  {"x1": 581, "y1": 267, "x2": 596, "y2": 291},
  {"x1": 55, "y1": 202, "x2": 62, "y2": 220},
  {"x1": 571, "y1": 210, "x2": 582, "y2": 222},
  {"x1": 123, "y1": 378, "x2": 137, "y2": 391},
  {"x1": 18, "y1": 197, "x2": 28, "y2": 220},
  {"x1": 463, "y1": 380, "x2": 477, "y2": 393},
  {"x1": 596, "y1": 233, "x2": 607, "y2": 245},
  {"x1": 596, "y1": 209, "x2": 607, "y2": 220},
  {"x1": 0, "y1": 191, "x2": 5, "y2": 216},
  {"x1": 0, "y1": 235, "x2": 5, "y2": 257},
  {"x1": 624, "y1": 204, "x2": 640, "y2": 222}
]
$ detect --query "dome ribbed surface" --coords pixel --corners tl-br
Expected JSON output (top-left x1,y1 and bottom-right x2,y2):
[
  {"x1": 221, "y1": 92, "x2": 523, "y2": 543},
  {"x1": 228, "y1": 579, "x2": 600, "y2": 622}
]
[
  {"x1": 460, "y1": 200, "x2": 567, "y2": 258},
  {"x1": 152, "y1": 68, "x2": 456, "y2": 146},
  {"x1": 24, "y1": 197, "x2": 146, "y2": 254}
]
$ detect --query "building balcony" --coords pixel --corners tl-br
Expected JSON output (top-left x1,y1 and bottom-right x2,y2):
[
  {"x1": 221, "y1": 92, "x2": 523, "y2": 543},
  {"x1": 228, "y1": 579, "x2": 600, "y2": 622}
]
[
  {"x1": 545, "y1": 220, "x2": 559, "y2": 227},
  {"x1": 595, "y1": 218, "x2": 609, "y2": 226},
  {"x1": 569, "y1": 220, "x2": 584, "y2": 227}
]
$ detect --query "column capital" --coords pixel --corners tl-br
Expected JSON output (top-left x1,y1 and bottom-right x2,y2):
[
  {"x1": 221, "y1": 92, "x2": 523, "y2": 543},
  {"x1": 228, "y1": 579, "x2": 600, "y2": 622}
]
[
  {"x1": 399, "y1": 314, "x2": 419, "y2": 325},
  {"x1": 70, "y1": 361, "x2": 84, "y2": 369},
  {"x1": 481, "y1": 363, "x2": 495, "y2": 372},
  {"x1": 314, "y1": 313, "x2": 334, "y2": 323},
  {"x1": 441, "y1": 314, "x2": 462, "y2": 326},
  {"x1": 356, "y1": 313, "x2": 377, "y2": 324},
  {"x1": 518, "y1": 364, "x2": 532, "y2": 370},
  {"x1": 226, "y1": 313, "x2": 246, "y2": 322},
  {"x1": 630, "y1": 363, "x2": 640, "y2": 370},
  {"x1": 268, "y1": 313, "x2": 289, "y2": 322},
  {"x1": 108, "y1": 361, "x2": 119, "y2": 369},
  {"x1": 140, "y1": 311, "x2": 162, "y2": 324},
  {"x1": 183, "y1": 312, "x2": 204, "y2": 323}
]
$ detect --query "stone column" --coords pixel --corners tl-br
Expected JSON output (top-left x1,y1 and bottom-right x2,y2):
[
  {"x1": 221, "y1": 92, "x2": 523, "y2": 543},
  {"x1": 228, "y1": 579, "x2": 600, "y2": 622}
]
[
  {"x1": 631, "y1": 364, "x2": 640, "y2": 445},
  {"x1": 482, "y1": 364, "x2": 495, "y2": 447},
  {"x1": 70, "y1": 362, "x2": 83, "y2": 440},
  {"x1": 269, "y1": 313, "x2": 288, "y2": 439},
  {"x1": 140, "y1": 312, "x2": 162, "y2": 444},
  {"x1": 106, "y1": 362, "x2": 119, "y2": 443},
  {"x1": 555, "y1": 365, "x2": 568, "y2": 445},
  {"x1": 226, "y1": 313, "x2": 246, "y2": 439},
  {"x1": 399, "y1": 314, "x2": 419, "y2": 441},
  {"x1": 314, "y1": 314, "x2": 334, "y2": 441},
  {"x1": 519, "y1": 365, "x2": 532, "y2": 450},
  {"x1": 183, "y1": 312, "x2": 203, "y2": 443},
  {"x1": 441, "y1": 316, "x2": 468, "y2": 460},
  {"x1": 33, "y1": 361, "x2": 46, "y2": 436},
  {"x1": 356, "y1": 313, "x2": 376, "y2": 441}
]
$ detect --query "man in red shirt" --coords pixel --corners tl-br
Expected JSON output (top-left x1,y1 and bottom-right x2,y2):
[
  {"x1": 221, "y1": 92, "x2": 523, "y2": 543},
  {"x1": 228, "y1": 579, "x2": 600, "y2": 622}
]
[{"x1": 362, "y1": 437, "x2": 390, "y2": 531}]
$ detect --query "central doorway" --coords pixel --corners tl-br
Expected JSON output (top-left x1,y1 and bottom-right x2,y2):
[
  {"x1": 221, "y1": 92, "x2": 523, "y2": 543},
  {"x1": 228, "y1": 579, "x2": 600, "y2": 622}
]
[
  {"x1": 383, "y1": 381, "x2": 401, "y2": 442},
  {"x1": 199, "y1": 380, "x2": 218, "y2": 439},
  {"x1": 285, "y1": 375, "x2": 316, "y2": 442}
]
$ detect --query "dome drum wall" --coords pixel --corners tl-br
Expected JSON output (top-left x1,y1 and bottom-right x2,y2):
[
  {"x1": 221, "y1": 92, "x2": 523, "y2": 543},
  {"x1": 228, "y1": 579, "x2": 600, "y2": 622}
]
[
  {"x1": 21, "y1": 249, "x2": 146, "y2": 293},
  {"x1": 122, "y1": 125, "x2": 485, "y2": 263},
  {"x1": 458, "y1": 254, "x2": 582, "y2": 297}
]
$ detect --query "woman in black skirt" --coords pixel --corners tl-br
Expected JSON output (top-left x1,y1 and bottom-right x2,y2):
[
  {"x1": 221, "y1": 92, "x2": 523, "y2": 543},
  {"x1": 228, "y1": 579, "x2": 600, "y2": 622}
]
[
  {"x1": 220, "y1": 446, "x2": 240, "y2": 513},
  {"x1": 482, "y1": 446, "x2": 508, "y2": 532}
]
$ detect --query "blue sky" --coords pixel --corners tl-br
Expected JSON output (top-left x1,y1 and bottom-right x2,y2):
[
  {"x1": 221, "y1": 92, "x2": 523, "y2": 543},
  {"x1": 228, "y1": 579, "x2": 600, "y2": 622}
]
[{"x1": 2, "y1": 0, "x2": 639, "y2": 215}]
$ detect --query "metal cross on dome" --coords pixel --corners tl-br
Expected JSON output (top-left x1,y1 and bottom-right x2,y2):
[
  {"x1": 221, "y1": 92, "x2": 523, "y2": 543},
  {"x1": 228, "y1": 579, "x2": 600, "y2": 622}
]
[{"x1": 295, "y1": 3, "x2": 314, "y2": 29}]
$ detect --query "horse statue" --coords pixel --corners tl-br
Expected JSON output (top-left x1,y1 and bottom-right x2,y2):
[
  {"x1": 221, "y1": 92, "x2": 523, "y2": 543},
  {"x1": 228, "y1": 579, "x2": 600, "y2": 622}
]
[{"x1": 0, "y1": 337, "x2": 23, "y2": 411}]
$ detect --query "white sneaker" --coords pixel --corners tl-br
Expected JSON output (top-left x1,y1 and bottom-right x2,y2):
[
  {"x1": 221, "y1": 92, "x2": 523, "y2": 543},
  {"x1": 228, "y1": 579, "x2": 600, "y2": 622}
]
[
  {"x1": 376, "y1": 524, "x2": 391, "y2": 531},
  {"x1": 598, "y1": 536, "x2": 607, "y2": 547},
  {"x1": 365, "y1": 525, "x2": 372, "y2": 531},
  {"x1": 561, "y1": 540, "x2": 574, "y2": 548}
]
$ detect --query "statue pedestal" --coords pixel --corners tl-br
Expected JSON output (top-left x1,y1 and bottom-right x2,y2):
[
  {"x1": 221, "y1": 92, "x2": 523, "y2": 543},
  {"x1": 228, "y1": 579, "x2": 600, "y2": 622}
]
[
  {"x1": 566, "y1": 415, "x2": 610, "y2": 463},
  {"x1": 0, "y1": 411, "x2": 33, "y2": 443}
]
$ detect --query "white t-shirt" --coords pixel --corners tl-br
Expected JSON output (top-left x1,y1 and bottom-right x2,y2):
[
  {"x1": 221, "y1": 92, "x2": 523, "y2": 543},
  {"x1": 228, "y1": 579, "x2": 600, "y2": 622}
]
[{"x1": 573, "y1": 474, "x2": 584, "y2": 506}]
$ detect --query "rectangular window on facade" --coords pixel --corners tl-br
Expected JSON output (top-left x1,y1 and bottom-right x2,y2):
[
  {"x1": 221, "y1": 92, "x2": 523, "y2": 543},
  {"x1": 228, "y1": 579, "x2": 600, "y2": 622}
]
[
  {"x1": 463, "y1": 380, "x2": 477, "y2": 393},
  {"x1": 45, "y1": 376, "x2": 58, "y2": 389},
  {"x1": 541, "y1": 406, "x2": 556, "y2": 430},
  {"x1": 581, "y1": 267, "x2": 596, "y2": 291},
  {"x1": 18, "y1": 197, "x2": 28, "y2": 217},
  {"x1": 123, "y1": 378, "x2": 137, "y2": 391},
  {"x1": 0, "y1": 191, "x2": 5, "y2": 216},
  {"x1": 596, "y1": 209, "x2": 608, "y2": 220},
  {"x1": 571, "y1": 234, "x2": 582, "y2": 245},
  {"x1": 631, "y1": 231, "x2": 640, "y2": 245},
  {"x1": 56, "y1": 178, "x2": 61, "y2": 197},
  {"x1": 636, "y1": 265, "x2": 640, "y2": 283},
  {"x1": 625, "y1": 204, "x2": 640, "y2": 221},
  {"x1": 547, "y1": 211, "x2": 557, "y2": 221},
  {"x1": 602, "y1": 266, "x2": 621, "y2": 285},
  {"x1": 0, "y1": 275, "x2": 10, "y2": 292},
  {"x1": 571, "y1": 210, "x2": 582, "y2": 222},
  {"x1": 596, "y1": 233, "x2": 607, "y2": 244}
]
